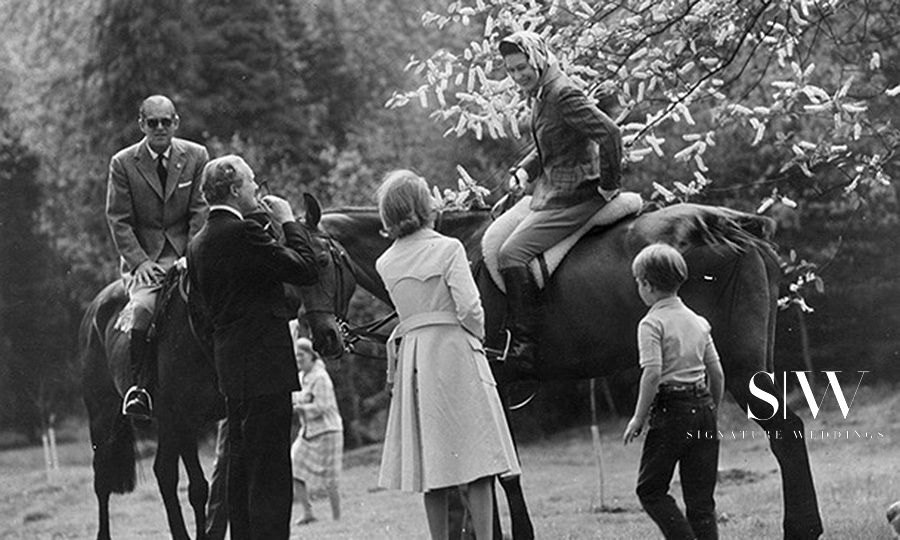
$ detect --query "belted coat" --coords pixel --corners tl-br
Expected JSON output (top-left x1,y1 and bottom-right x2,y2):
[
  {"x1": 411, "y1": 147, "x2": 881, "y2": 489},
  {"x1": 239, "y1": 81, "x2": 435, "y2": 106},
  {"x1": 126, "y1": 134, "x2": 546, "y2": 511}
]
[{"x1": 376, "y1": 228, "x2": 521, "y2": 491}]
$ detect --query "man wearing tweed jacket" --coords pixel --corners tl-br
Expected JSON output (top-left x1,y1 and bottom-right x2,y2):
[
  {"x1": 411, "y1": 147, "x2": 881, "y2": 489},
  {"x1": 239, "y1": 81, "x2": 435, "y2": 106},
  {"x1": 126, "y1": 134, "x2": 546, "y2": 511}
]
[{"x1": 106, "y1": 94, "x2": 209, "y2": 419}]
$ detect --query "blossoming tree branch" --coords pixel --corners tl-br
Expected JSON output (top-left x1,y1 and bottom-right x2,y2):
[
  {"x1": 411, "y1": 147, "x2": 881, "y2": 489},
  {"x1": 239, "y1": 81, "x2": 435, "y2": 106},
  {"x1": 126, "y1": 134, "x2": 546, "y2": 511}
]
[{"x1": 386, "y1": 0, "x2": 900, "y2": 310}]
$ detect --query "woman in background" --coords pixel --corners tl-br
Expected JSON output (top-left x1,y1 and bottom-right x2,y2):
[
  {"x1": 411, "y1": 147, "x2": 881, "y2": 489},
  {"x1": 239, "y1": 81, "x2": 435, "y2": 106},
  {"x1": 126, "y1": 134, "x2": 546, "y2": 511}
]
[
  {"x1": 290, "y1": 332, "x2": 343, "y2": 525},
  {"x1": 375, "y1": 169, "x2": 521, "y2": 540}
]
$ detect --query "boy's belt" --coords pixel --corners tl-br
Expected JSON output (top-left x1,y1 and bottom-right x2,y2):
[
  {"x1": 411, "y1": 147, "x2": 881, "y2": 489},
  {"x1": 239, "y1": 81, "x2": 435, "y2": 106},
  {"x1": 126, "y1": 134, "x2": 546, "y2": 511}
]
[{"x1": 659, "y1": 380, "x2": 707, "y2": 393}]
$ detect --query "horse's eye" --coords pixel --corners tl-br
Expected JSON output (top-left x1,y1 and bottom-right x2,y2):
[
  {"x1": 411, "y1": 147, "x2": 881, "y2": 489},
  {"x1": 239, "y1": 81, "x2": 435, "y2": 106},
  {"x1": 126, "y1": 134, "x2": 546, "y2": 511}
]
[{"x1": 317, "y1": 254, "x2": 330, "y2": 267}]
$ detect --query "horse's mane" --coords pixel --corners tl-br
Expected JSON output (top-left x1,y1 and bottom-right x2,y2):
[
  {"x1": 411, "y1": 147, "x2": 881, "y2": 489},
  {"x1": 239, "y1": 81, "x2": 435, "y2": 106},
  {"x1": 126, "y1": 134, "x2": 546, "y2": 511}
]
[{"x1": 78, "y1": 292, "x2": 104, "y2": 355}]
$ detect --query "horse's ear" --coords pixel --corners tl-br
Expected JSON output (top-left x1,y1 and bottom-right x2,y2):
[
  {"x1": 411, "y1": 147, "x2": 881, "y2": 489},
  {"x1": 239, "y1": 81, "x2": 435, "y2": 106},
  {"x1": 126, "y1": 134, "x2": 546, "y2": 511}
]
[{"x1": 303, "y1": 193, "x2": 322, "y2": 230}]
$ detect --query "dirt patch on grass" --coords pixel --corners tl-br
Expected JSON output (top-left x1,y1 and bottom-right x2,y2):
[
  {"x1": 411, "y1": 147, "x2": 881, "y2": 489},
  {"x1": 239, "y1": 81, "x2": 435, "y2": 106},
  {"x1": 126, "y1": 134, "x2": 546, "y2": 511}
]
[{"x1": 717, "y1": 467, "x2": 772, "y2": 485}]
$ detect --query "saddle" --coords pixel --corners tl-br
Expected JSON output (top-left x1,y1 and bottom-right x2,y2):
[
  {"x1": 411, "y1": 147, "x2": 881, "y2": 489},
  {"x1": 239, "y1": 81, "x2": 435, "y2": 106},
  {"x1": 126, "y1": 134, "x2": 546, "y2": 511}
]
[
  {"x1": 112, "y1": 266, "x2": 184, "y2": 335},
  {"x1": 482, "y1": 192, "x2": 643, "y2": 292}
]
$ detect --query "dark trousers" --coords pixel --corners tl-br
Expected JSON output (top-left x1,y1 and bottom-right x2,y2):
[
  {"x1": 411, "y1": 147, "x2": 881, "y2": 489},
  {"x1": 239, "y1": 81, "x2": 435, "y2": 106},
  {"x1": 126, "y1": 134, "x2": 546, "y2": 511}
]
[
  {"x1": 636, "y1": 389, "x2": 719, "y2": 540},
  {"x1": 226, "y1": 393, "x2": 293, "y2": 540},
  {"x1": 206, "y1": 419, "x2": 229, "y2": 540}
]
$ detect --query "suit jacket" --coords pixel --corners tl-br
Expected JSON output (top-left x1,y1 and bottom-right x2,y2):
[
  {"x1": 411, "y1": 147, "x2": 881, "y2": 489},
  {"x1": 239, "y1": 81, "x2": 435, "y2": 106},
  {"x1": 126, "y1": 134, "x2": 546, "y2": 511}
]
[
  {"x1": 187, "y1": 208, "x2": 319, "y2": 400},
  {"x1": 519, "y1": 64, "x2": 622, "y2": 210},
  {"x1": 106, "y1": 136, "x2": 209, "y2": 273}
]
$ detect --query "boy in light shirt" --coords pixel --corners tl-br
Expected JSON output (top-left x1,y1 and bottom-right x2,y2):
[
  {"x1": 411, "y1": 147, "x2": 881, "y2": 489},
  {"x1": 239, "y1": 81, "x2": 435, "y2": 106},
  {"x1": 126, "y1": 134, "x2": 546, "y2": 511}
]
[{"x1": 623, "y1": 243, "x2": 725, "y2": 540}]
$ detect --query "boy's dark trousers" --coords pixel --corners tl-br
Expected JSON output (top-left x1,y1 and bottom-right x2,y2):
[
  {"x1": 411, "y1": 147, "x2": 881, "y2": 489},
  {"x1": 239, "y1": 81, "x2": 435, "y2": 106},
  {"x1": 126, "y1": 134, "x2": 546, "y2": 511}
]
[{"x1": 636, "y1": 387, "x2": 719, "y2": 540}]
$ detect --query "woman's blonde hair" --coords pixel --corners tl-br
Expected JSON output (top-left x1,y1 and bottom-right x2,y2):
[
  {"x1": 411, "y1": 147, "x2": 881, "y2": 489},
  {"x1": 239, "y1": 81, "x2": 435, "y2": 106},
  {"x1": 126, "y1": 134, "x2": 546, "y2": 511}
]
[{"x1": 376, "y1": 170, "x2": 435, "y2": 239}]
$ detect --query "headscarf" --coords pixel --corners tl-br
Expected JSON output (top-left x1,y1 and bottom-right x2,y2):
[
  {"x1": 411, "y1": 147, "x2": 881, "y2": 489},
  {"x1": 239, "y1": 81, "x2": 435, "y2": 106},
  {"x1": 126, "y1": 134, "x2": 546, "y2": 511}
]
[{"x1": 499, "y1": 30, "x2": 559, "y2": 79}]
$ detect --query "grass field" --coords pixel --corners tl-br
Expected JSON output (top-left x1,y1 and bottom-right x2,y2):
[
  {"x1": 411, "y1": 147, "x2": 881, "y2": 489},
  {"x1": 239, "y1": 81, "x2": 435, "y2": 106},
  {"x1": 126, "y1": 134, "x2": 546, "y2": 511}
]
[{"x1": 1, "y1": 384, "x2": 898, "y2": 539}]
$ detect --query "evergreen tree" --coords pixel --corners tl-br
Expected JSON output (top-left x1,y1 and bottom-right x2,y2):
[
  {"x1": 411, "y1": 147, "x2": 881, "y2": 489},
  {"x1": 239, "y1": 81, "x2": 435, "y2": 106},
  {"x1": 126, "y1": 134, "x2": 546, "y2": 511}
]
[
  {"x1": 0, "y1": 115, "x2": 70, "y2": 439},
  {"x1": 194, "y1": 0, "x2": 318, "y2": 169},
  {"x1": 89, "y1": 0, "x2": 201, "y2": 151}
]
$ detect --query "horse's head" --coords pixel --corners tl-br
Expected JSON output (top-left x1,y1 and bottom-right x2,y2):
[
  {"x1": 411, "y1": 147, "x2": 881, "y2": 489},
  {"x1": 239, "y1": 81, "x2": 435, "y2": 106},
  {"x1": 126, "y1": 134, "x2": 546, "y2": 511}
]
[{"x1": 296, "y1": 193, "x2": 357, "y2": 360}]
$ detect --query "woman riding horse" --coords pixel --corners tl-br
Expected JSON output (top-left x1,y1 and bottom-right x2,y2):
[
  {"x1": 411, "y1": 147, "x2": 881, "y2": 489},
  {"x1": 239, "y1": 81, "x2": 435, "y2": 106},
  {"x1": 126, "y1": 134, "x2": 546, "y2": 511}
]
[{"x1": 498, "y1": 30, "x2": 623, "y2": 376}]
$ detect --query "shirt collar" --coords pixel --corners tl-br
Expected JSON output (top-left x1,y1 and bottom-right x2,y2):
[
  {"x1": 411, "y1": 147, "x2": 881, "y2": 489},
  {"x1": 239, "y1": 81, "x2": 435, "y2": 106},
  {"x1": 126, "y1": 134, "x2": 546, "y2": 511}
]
[
  {"x1": 210, "y1": 204, "x2": 243, "y2": 220},
  {"x1": 648, "y1": 295, "x2": 682, "y2": 312},
  {"x1": 397, "y1": 227, "x2": 439, "y2": 242},
  {"x1": 146, "y1": 142, "x2": 172, "y2": 161}
]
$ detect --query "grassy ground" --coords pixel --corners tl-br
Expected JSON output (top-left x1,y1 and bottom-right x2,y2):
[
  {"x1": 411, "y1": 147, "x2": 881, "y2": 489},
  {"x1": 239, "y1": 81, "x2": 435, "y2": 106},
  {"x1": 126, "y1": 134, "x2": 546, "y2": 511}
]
[{"x1": 1, "y1": 384, "x2": 898, "y2": 539}]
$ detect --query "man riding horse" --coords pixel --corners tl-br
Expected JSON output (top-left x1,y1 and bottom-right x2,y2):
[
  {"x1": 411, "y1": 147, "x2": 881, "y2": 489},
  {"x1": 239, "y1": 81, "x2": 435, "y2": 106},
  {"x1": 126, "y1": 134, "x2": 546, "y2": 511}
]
[{"x1": 105, "y1": 94, "x2": 209, "y2": 419}]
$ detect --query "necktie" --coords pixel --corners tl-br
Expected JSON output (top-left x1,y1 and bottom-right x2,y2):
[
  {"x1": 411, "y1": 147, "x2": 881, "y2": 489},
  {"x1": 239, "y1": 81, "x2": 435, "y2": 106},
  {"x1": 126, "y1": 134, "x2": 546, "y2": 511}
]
[{"x1": 157, "y1": 154, "x2": 168, "y2": 191}]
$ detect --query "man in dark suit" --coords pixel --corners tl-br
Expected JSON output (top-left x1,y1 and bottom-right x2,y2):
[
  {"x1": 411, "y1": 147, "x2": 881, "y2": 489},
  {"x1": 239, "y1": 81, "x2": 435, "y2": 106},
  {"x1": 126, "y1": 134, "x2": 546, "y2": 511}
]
[
  {"x1": 106, "y1": 94, "x2": 209, "y2": 419},
  {"x1": 187, "y1": 155, "x2": 319, "y2": 540}
]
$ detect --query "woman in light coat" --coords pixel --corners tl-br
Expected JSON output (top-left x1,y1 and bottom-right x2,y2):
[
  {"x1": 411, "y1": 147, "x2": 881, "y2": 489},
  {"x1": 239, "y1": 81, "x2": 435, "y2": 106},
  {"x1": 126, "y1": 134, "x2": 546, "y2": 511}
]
[{"x1": 375, "y1": 170, "x2": 521, "y2": 540}]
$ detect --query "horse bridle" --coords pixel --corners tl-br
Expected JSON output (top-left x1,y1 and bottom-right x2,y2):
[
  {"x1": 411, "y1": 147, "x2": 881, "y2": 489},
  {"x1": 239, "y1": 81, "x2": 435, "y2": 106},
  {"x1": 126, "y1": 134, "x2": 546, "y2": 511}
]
[{"x1": 307, "y1": 231, "x2": 399, "y2": 357}]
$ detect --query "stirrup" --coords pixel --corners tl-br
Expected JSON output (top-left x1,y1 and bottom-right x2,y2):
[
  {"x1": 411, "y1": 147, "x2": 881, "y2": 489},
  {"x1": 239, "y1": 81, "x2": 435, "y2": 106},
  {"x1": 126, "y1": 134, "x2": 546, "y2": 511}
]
[
  {"x1": 122, "y1": 386, "x2": 153, "y2": 419},
  {"x1": 486, "y1": 330, "x2": 513, "y2": 363}
]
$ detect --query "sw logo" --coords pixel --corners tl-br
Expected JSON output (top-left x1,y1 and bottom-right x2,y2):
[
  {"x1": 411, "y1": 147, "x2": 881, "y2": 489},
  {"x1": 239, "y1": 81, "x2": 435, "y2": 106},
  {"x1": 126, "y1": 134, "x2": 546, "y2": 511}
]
[{"x1": 747, "y1": 371, "x2": 868, "y2": 420}]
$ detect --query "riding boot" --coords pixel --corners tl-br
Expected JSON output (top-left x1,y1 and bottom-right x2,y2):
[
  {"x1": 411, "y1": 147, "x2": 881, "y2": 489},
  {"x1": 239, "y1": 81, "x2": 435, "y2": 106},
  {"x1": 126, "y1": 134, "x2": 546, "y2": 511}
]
[
  {"x1": 500, "y1": 267, "x2": 541, "y2": 376},
  {"x1": 123, "y1": 328, "x2": 154, "y2": 419}
]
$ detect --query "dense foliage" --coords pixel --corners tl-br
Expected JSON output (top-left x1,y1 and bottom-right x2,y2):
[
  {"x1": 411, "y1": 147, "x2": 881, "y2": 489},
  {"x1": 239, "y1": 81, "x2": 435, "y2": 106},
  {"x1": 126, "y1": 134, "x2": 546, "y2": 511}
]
[{"x1": 0, "y1": 119, "x2": 76, "y2": 437}]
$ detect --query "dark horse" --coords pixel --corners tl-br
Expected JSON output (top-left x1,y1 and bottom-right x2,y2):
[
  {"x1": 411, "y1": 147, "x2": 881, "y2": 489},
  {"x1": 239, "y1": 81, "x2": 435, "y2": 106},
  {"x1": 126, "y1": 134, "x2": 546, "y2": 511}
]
[
  {"x1": 79, "y1": 197, "x2": 350, "y2": 540},
  {"x1": 311, "y1": 200, "x2": 824, "y2": 540}
]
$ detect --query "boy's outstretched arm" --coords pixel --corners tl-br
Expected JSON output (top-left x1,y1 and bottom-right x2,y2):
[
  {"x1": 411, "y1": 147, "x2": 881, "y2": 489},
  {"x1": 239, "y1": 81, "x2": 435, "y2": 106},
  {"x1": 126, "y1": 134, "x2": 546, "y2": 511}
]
[
  {"x1": 623, "y1": 365, "x2": 661, "y2": 445},
  {"x1": 704, "y1": 336, "x2": 724, "y2": 407}
]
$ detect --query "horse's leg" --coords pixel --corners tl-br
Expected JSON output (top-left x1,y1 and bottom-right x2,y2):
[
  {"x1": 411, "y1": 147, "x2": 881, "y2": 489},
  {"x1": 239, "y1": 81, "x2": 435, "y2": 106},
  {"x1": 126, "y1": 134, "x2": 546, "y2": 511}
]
[
  {"x1": 728, "y1": 375, "x2": 822, "y2": 539},
  {"x1": 493, "y1": 380, "x2": 534, "y2": 540},
  {"x1": 155, "y1": 423, "x2": 191, "y2": 540},
  {"x1": 95, "y1": 490, "x2": 111, "y2": 540},
  {"x1": 721, "y1": 248, "x2": 823, "y2": 540},
  {"x1": 180, "y1": 433, "x2": 210, "y2": 540},
  {"x1": 498, "y1": 475, "x2": 533, "y2": 540}
]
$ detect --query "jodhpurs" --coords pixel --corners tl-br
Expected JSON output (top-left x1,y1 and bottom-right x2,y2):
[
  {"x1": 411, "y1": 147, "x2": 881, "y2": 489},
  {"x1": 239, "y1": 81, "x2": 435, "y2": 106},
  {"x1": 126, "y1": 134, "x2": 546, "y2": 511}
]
[{"x1": 498, "y1": 197, "x2": 607, "y2": 269}]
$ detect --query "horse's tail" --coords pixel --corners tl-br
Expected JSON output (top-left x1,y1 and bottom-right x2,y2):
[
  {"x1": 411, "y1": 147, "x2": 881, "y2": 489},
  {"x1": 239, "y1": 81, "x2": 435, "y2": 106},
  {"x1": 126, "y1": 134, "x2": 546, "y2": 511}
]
[
  {"x1": 95, "y1": 413, "x2": 137, "y2": 495},
  {"x1": 691, "y1": 206, "x2": 777, "y2": 255},
  {"x1": 79, "y1": 281, "x2": 137, "y2": 495},
  {"x1": 78, "y1": 280, "x2": 127, "y2": 361},
  {"x1": 78, "y1": 291, "x2": 103, "y2": 359},
  {"x1": 692, "y1": 206, "x2": 781, "y2": 373}
]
